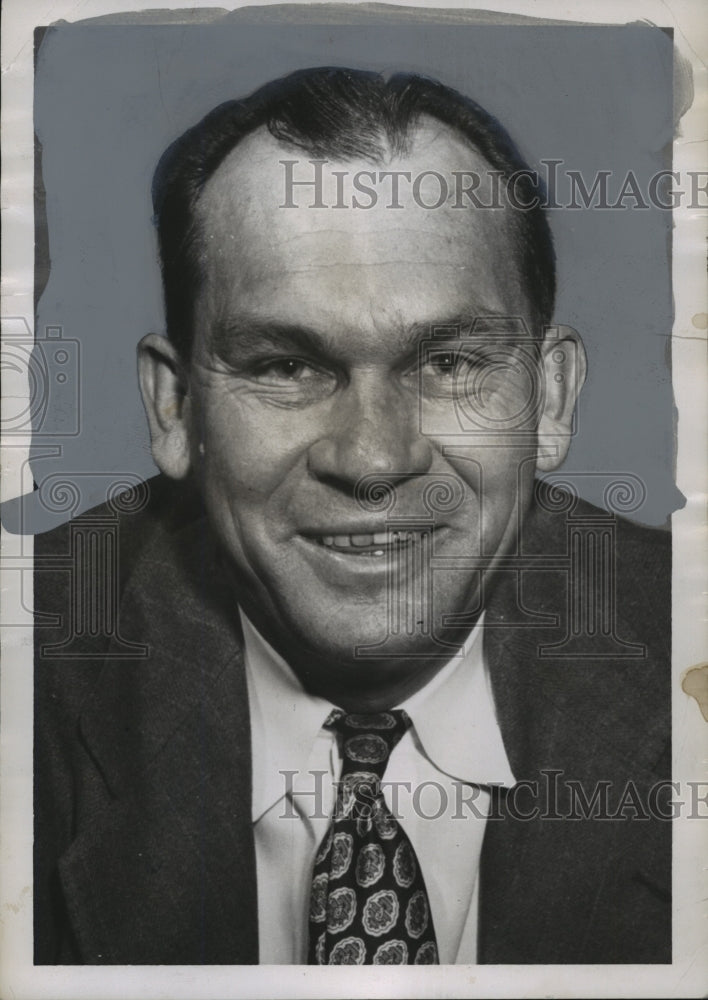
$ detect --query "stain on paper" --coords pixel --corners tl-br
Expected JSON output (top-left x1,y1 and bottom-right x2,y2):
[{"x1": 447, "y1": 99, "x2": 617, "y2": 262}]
[{"x1": 682, "y1": 664, "x2": 708, "y2": 721}]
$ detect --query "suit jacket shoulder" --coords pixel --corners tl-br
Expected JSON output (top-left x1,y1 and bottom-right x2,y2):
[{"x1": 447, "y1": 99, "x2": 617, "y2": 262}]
[
  {"x1": 34, "y1": 475, "x2": 258, "y2": 963},
  {"x1": 479, "y1": 487, "x2": 671, "y2": 963}
]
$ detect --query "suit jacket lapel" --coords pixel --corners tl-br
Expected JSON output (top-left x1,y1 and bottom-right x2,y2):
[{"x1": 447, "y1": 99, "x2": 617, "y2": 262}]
[
  {"x1": 58, "y1": 514, "x2": 259, "y2": 964},
  {"x1": 478, "y1": 501, "x2": 670, "y2": 963}
]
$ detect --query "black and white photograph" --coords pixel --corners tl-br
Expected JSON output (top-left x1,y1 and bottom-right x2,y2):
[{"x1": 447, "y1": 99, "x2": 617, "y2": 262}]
[{"x1": 1, "y1": 1, "x2": 706, "y2": 997}]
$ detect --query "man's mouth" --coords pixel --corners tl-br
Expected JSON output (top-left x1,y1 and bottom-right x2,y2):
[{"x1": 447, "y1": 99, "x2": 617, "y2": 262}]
[{"x1": 315, "y1": 530, "x2": 431, "y2": 556}]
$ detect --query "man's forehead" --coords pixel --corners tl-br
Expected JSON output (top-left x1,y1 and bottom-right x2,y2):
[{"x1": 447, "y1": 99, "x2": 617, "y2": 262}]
[
  {"x1": 192, "y1": 119, "x2": 532, "y2": 333},
  {"x1": 196, "y1": 118, "x2": 520, "y2": 240}
]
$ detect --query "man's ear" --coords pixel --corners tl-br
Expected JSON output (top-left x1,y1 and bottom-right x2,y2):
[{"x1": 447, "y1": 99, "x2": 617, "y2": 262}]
[
  {"x1": 138, "y1": 333, "x2": 192, "y2": 480},
  {"x1": 536, "y1": 325, "x2": 587, "y2": 473}
]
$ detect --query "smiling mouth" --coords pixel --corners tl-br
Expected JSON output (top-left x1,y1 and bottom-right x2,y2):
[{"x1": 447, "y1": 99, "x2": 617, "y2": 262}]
[{"x1": 314, "y1": 530, "x2": 432, "y2": 556}]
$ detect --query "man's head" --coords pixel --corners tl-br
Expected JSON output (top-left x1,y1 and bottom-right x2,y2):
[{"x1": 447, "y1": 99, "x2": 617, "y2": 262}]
[
  {"x1": 139, "y1": 67, "x2": 585, "y2": 710},
  {"x1": 150, "y1": 67, "x2": 556, "y2": 360}
]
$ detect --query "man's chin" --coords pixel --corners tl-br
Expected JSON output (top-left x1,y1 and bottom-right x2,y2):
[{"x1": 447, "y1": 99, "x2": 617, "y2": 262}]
[
  {"x1": 275, "y1": 607, "x2": 467, "y2": 673},
  {"x1": 278, "y1": 620, "x2": 466, "y2": 710}
]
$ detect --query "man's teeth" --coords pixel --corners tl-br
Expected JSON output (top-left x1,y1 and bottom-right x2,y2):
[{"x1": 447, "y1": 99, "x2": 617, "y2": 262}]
[{"x1": 320, "y1": 531, "x2": 420, "y2": 550}]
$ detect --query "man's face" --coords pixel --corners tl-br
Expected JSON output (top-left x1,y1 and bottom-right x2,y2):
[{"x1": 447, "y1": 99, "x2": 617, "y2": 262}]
[{"x1": 144, "y1": 120, "x2": 578, "y2": 705}]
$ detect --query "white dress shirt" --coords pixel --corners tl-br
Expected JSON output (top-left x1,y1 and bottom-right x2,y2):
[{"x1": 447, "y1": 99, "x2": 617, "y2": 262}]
[{"x1": 240, "y1": 610, "x2": 516, "y2": 964}]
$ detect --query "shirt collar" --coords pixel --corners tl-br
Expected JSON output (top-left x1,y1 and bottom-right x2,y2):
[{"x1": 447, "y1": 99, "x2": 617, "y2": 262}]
[
  {"x1": 240, "y1": 610, "x2": 333, "y2": 823},
  {"x1": 399, "y1": 615, "x2": 516, "y2": 788},
  {"x1": 242, "y1": 610, "x2": 516, "y2": 823}
]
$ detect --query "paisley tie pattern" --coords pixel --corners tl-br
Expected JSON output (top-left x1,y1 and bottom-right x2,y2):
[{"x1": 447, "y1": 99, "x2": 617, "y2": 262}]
[{"x1": 307, "y1": 709, "x2": 439, "y2": 965}]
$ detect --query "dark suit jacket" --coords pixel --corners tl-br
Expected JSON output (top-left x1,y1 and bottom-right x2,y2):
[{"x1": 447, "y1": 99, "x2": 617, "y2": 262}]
[{"x1": 34, "y1": 475, "x2": 671, "y2": 964}]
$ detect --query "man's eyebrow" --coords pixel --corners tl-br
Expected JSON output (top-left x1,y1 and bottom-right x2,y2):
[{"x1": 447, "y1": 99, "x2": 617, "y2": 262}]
[
  {"x1": 208, "y1": 312, "x2": 532, "y2": 360},
  {"x1": 209, "y1": 318, "x2": 339, "y2": 358},
  {"x1": 405, "y1": 314, "x2": 533, "y2": 342}
]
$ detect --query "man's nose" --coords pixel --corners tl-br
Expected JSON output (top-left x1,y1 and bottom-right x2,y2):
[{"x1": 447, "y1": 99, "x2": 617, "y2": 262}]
[{"x1": 307, "y1": 376, "x2": 433, "y2": 487}]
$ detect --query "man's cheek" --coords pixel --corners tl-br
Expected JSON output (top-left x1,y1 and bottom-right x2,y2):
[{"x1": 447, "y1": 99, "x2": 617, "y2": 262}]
[{"x1": 202, "y1": 407, "x2": 279, "y2": 479}]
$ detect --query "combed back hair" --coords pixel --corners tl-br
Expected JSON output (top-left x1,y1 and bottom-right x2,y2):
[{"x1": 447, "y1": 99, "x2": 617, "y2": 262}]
[{"x1": 152, "y1": 66, "x2": 555, "y2": 358}]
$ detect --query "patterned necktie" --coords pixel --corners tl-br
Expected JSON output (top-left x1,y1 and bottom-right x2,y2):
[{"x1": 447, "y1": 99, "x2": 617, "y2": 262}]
[{"x1": 307, "y1": 709, "x2": 439, "y2": 965}]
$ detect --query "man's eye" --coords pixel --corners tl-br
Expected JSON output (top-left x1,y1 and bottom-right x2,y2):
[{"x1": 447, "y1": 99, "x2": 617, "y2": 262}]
[
  {"x1": 252, "y1": 358, "x2": 317, "y2": 381},
  {"x1": 242, "y1": 356, "x2": 338, "y2": 405},
  {"x1": 413, "y1": 348, "x2": 489, "y2": 400},
  {"x1": 426, "y1": 351, "x2": 460, "y2": 375},
  {"x1": 423, "y1": 350, "x2": 481, "y2": 377}
]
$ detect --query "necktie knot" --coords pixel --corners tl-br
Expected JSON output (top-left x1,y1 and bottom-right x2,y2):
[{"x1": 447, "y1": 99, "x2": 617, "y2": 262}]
[{"x1": 324, "y1": 709, "x2": 411, "y2": 781}]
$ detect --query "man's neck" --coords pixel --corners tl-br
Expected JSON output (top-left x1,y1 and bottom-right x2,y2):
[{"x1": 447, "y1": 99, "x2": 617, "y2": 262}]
[{"x1": 244, "y1": 608, "x2": 480, "y2": 712}]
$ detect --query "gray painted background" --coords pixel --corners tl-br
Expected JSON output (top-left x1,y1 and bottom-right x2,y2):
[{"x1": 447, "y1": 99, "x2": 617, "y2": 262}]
[{"x1": 6, "y1": 14, "x2": 683, "y2": 530}]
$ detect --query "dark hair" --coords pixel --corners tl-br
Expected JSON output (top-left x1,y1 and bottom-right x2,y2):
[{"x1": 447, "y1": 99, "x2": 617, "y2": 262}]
[{"x1": 153, "y1": 66, "x2": 555, "y2": 358}]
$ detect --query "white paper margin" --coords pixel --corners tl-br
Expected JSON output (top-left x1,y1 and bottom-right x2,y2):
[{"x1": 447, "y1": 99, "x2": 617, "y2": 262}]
[{"x1": 1, "y1": 1, "x2": 706, "y2": 997}]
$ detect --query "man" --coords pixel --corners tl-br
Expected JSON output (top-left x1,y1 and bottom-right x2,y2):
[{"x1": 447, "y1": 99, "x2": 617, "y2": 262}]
[{"x1": 34, "y1": 67, "x2": 670, "y2": 965}]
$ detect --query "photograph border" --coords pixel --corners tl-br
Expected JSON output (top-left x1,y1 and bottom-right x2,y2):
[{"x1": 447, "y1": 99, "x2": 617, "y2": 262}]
[{"x1": 2, "y1": 1, "x2": 706, "y2": 997}]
